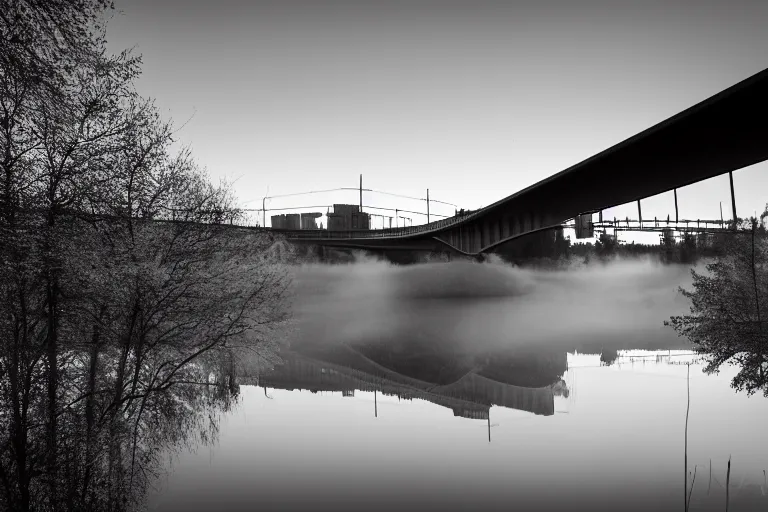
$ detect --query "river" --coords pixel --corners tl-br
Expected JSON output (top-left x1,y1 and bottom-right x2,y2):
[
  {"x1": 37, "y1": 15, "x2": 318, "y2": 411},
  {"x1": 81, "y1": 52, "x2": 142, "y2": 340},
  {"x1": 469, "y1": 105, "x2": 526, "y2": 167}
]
[{"x1": 147, "y1": 257, "x2": 768, "y2": 512}]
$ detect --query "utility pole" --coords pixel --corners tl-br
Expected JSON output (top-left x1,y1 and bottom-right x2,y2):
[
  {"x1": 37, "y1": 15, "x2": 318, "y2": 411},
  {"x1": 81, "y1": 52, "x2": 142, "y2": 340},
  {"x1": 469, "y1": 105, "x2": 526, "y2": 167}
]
[
  {"x1": 427, "y1": 188, "x2": 430, "y2": 224},
  {"x1": 359, "y1": 174, "x2": 363, "y2": 211},
  {"x1": 262, "y1": 196, "x2": 267, "y2": 227},
  {"x1": 637, "y1": 199, "x2": 642, "y2": 226},
  {"x1": 720, "y1": 202, "x2": 724, "y2": 226}
]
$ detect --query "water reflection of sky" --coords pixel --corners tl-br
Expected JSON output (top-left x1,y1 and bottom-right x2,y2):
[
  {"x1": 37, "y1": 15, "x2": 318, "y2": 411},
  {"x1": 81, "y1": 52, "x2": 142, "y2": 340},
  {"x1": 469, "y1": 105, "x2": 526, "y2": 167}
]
[{"x1": 148, "y1": 351, "x2": 768, "y2": 512}]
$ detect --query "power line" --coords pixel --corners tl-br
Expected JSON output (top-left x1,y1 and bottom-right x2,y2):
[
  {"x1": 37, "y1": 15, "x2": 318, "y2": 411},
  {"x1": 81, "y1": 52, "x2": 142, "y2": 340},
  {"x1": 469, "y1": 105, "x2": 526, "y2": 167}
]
[
  {"x1": 245, "y1": 186, "x2": 459, "y2": 209},
  {"x1": 241, "y1": 204, "x2": 451, "y2": 217},
  {"x1": 251, "y1": 188, "x2": 353, "y2": 202},
  {"x1": 363, "y1": 205, "x2": 450, "y2": 218},
  {"x1": 242, "y1": 205, "x2": 333, "y2": 212},
  {"x1": 365, "y1": 189, "x2": 458, "y2": 208}
]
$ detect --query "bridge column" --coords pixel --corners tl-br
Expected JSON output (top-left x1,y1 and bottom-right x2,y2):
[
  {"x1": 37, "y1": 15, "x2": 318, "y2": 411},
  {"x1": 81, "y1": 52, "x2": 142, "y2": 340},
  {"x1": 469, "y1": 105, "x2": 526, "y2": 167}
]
[{"x1": 729, "y1": 171, "x2": 737, "y2": 227}]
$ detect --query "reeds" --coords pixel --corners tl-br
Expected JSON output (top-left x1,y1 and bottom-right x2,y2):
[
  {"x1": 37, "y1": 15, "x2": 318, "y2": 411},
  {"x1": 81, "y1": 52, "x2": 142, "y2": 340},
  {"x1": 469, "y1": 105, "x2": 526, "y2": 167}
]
[
  {"x1": 726, "y1": 456, "x2": 731, "y2": 512},
  {"x1": 687, "y1": 467, "x2": 697, "y2": 511}
]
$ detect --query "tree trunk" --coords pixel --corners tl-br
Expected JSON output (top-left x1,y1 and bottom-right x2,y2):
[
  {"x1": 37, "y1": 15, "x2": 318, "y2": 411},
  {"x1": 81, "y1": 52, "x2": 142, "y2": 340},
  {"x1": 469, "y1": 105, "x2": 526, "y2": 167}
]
[
  {"x1": 46, "y1": 271, "x2": 59, "y2": 509},
  {"x1": 81, "y1": 306, "x2": 105, "y2": 508},
  {"x1": 108, "y1": 300, "x2": 139, "y2": 509},
  {"x1": 8, "y1": 298, "x2": 31, "y2": 512},
  {"x1": 45, "y1": 207, "x2": 60, "y2": 510}
]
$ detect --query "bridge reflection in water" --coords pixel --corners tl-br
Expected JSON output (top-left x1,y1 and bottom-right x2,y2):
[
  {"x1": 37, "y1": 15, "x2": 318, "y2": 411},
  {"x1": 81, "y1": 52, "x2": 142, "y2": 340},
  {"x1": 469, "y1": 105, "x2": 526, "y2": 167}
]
[{"x1": 246, "y1": 342, "x2": 569, "y2": 440}]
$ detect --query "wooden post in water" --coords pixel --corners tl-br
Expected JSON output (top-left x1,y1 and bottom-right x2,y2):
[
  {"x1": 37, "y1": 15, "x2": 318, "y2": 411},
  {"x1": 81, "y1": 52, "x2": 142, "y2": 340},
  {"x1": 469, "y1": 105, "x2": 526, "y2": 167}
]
[{"x1": 726, "y1": 456, "x2": 731, "y2": 511}]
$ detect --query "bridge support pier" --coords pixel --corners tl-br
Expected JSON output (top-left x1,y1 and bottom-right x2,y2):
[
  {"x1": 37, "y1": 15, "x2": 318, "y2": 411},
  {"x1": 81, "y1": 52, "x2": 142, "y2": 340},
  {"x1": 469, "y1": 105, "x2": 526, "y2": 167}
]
[
  {"x1": 674, "y1": 188, "x2": 679, "y2": 223},
  {"x1": 729, "y1": 171, "x2": 738, "y2": 228}
]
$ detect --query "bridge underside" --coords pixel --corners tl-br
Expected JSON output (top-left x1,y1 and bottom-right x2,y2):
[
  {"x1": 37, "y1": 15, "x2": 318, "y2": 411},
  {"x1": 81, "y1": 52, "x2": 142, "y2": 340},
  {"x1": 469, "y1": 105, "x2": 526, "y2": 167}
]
[
  {"x1": 289, "y1": 237, "x2": 456, "y2": 254},
  {"x1": 432, "y1": 68, "x2": 768, "y2": 254}
]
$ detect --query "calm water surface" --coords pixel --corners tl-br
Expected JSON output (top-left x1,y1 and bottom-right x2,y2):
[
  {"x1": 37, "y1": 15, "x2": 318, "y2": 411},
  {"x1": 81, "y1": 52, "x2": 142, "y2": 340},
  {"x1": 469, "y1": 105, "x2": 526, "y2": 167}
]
[
  {"x1": 147, "y1": 351, "x2": 768, "y2": 512},
  {"x1": 149, "y1": 260, "x2": 768, "y2": 512}
]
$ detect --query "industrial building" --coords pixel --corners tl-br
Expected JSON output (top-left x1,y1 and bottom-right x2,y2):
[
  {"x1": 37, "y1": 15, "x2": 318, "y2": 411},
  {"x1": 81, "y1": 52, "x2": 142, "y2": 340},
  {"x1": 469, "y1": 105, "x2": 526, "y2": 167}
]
[
  {"x1": 271, "y1": 205, "x2": 369, "y2": 230},
  {"x1": 301, "y1": 212, "x2": 322, "y2": 230},
  {"x1": 327, "y1": 204, "x2": 370, "y2": 231},
  {"x1": 271, "y1": 213, "x2": 301, "y2": 230}
]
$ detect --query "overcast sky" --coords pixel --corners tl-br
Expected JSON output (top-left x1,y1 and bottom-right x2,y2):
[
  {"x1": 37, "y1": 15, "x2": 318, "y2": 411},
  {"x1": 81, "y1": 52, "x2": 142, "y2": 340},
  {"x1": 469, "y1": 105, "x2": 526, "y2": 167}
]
[{"x1": 106, "y1": 0, "x2": 768, "y2": 239}]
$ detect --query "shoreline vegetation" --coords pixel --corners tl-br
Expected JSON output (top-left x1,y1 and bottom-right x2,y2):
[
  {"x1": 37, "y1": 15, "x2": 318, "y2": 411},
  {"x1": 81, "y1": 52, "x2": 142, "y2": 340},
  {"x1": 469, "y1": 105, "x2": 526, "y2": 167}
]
[
  {"x1": 666, "y1": 216, "x2": 768, "y2": 397},
  {"x1": 1, "y1": 2, "x2": 289, "y2": 510}
]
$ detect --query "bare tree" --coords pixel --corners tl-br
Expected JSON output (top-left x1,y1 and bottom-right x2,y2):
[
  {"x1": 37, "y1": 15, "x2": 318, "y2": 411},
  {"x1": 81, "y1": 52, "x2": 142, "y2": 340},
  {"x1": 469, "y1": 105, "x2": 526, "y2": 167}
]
[{"x1": 1, "y1": 2, "x2": 291, "y2": 511}]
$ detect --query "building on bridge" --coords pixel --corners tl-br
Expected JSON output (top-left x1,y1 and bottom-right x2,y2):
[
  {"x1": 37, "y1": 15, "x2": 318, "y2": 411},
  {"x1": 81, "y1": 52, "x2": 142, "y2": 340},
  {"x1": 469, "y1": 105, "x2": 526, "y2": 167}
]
[
  {"x1": 327, "y1": 204, "x2": 370, "y2": 231},
  {"x1": 271, "y1": 212, "x2": 324, "y2": 230},
  {"x1": 271, "y1": 213, "x2": 301, "y2": 229},
  {"x1": 301, "y1": 212, "x2": 322, "y2": 230}
]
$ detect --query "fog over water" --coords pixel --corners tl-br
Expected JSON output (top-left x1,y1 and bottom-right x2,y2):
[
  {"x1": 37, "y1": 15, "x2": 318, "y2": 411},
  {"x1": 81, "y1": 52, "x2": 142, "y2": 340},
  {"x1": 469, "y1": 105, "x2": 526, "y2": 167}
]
[
  {"x1": 147, "y1": 256, "x2": 768, "y2": 512},
  {"x1": 290, "y1": 256, "x2": 698, "y2": 353}
]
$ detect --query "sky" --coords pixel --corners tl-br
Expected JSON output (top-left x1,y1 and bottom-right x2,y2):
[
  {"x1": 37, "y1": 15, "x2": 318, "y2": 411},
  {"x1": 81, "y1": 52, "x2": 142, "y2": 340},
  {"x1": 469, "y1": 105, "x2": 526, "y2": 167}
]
[{"x1": 105, "y1": 0, "x2": 768, "y2": 240}]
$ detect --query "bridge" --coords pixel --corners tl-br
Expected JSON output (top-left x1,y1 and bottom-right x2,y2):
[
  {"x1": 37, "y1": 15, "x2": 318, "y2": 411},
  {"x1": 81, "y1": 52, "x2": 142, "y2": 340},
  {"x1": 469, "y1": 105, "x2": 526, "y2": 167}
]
[{"x1": 269, "y1": 67, "x2": 768, "y2": 255}]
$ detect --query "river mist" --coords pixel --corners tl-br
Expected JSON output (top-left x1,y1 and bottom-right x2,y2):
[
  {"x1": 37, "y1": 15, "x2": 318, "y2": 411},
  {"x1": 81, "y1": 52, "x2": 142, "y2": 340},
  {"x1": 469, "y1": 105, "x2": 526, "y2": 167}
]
[{"x1": 290, "y1": 255, "x2": 698, "y2": 355}]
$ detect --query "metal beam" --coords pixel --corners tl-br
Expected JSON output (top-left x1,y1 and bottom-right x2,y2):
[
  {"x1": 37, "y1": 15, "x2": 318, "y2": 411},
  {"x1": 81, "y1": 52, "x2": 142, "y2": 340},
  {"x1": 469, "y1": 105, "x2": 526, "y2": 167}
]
[
  {"x1": 674, "y1": 188, "x2": 679, "y2": 223},
  {"x1": 729, "y1": 170, "x2": 737, "y2": 227}
]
